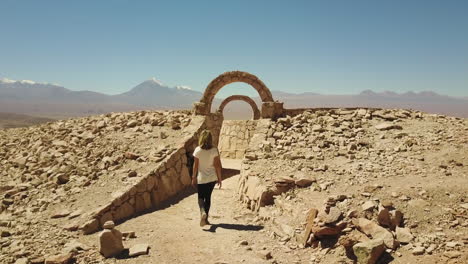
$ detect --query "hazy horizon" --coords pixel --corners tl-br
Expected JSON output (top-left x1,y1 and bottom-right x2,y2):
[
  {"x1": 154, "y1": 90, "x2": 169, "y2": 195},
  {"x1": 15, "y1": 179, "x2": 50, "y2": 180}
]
[{"x1": 1, "y1": 0, "x2": 467, "y2": 98}]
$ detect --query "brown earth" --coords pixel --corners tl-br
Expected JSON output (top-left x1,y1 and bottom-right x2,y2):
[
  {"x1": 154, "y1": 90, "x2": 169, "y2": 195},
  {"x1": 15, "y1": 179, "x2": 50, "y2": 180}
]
[
  {"x1": 0, "y1": 112, "x2": 55, "y2": 129},
  {"x1": 1, "y1": 108, "x2": 467, "y2": 264}
]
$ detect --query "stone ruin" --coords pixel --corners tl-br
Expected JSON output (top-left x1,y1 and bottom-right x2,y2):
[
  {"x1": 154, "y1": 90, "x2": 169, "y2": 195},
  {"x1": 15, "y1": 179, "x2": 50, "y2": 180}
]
[{"x1": 1, "y1": 70, "x2": 466, "y2": 263}]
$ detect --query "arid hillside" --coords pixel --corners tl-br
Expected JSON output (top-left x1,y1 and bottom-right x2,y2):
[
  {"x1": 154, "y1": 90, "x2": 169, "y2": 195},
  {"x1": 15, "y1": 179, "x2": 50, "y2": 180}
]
[
  {"x1": 238, "y1": 108, "x2": 468, "y2": 263},
  {"x1": 0, "y1": 113, "x2": 55, "y2": 129},
  {"x1": 0, "y1": 108, "x2": 467, "y2": 264}
]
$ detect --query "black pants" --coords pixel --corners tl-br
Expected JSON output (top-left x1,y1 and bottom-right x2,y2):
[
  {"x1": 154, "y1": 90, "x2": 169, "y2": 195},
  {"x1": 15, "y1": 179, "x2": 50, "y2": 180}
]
[{"x1": 197, "y1": 181, "x2": 216, "y2": 216}]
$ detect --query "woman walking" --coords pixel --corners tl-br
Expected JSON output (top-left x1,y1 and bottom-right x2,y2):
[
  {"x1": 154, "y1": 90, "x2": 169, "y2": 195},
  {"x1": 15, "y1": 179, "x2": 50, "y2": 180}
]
[{"x1": 192, "y1": 130, "x2": 222, "y2": 226}]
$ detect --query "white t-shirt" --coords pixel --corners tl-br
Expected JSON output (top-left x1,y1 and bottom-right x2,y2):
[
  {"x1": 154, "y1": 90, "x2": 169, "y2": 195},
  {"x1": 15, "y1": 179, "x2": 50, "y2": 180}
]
[{"x1": 193, "y1": 146, "x2": 219, "y2": 184}]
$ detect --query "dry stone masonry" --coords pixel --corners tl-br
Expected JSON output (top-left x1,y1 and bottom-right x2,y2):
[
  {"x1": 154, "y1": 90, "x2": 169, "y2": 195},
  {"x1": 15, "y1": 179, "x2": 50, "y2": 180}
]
[
  {"x1": 82, "y1": 114, "x2": 223, "y2": 234},
  {"x1": 218, "y1": 120, "x2": 257, "y2": 159},
  {"x1": 217, "y1": 95, "x2": 261, "y2": 120},
  {"x1": 193, "y1": 71, "x2": 284, "y2": 119}
]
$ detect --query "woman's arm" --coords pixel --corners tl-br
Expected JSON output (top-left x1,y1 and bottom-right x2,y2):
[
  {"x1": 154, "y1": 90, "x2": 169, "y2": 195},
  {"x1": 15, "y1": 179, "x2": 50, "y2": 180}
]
[
  {"x1": 192, "y1": 158, "x2": 199, "y2": 186},
  {"x1": 214, "y1": 156, "x2": 222, "y2": 188}
]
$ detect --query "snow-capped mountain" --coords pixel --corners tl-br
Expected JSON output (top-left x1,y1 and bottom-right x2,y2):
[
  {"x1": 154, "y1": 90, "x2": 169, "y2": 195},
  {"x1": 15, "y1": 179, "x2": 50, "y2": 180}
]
[
  {"x1": 116, "y1": 77, "x2": 202, "y2": 107},
  {"x1": 0, "y1": 77, "x2": 204, "y2": 117}
]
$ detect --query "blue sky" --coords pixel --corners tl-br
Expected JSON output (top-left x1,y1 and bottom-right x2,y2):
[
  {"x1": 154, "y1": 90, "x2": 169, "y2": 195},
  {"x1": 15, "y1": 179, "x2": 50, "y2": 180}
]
[{"x1": 1, "y1": 0, "x2": 467, "y2": 97}]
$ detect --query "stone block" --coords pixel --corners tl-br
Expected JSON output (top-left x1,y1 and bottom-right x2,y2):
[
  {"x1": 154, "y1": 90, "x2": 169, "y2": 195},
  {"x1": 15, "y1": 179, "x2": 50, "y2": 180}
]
[
  {"x1": 146, "y1": 175, "x2": 155, "y2": 191},
  {"x1": 81, "y1": 218, "x2": 99, "y2": 235},
  {"x1": 100, "y1": 211, "x2": 113, "y2": 227},
  {"x1": 142, "y1": 192, "x2": 152, "y2": 210},
  {"x1": 353, "y1": 218, "x2": 397, "y2": 249},
  {"x1": 99, "y1": 229, "x2": 124, "y2": 258},
  {"x1": 353, "y1": 239, "x2": 385, "y2": 264},
  {"x1": 113, "y1": 202, "x2": 134, "y2": 221}
]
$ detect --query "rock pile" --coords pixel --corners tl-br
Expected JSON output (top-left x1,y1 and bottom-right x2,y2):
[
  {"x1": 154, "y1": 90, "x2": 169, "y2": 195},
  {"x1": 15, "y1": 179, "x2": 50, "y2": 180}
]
[
  {"x1": 236, "y1": 108, "x2": 467, "y2": 263},
  {"x1": 99, "y1": 221, "x2": 124, "y2": 258},
  {"x1": 0, "y1": 110, "x2": 190, "y2": 263}
]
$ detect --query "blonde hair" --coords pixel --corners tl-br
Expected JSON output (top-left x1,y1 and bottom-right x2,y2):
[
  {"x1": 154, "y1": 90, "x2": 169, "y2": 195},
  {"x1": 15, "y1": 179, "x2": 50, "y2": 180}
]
[{"x1": 198, "y1": 130, "x2": 213, "y2": 150}]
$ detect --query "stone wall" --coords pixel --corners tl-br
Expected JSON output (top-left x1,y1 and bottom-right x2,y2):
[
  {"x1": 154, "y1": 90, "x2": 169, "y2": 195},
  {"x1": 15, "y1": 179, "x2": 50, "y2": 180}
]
[
  {"x1": 81, "y1": 114, "x2": 223, "y2": 234},
  {"x1": 237, "y1": 119, "x2": 273, "y2": 211},
  {"x1": 218, "y1": 120, "x2": 257, "y2": 159}
]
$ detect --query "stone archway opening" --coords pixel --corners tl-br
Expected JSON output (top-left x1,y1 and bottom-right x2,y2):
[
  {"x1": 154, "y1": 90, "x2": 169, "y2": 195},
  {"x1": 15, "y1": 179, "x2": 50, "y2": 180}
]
[
  {"x1": 193, "y1": 71, "x2": 284, "y2": 119},
  {"x1": 217, "y1": 95, "x2": 261, "y2": 120},
  {"x1": 195, "y1": 71, "x2": 284, "y2": 160}
]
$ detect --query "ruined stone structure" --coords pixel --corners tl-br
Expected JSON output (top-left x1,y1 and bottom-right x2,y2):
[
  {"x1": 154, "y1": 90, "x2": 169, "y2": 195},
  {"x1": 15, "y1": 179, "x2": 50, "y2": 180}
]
[
  {"x1": 82, "y1": 114, "x2": 223, "y2": 234},
  {"x1": 218, "y1": 95, "x2": 261, "y2": 120},
  {"x1": 218, "y1": 120, "x2": 257, "y2": 159},
  {"x1": 193, "y1": 71, "x2": 284, "y2": 119}
]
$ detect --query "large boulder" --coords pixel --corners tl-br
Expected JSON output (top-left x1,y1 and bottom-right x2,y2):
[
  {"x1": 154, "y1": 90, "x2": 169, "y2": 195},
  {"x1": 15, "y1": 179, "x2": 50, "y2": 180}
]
[
  {"x1": 99, "y1": 221, "x2": 124, "y2": 258},
  {"x1": 395, "y1": 227, "x2": 414, "y2": 244},
  {"x1": 353, "y1": 239, "x2": 385, "y2": 264},
  {"x1": 353, "y1": 218, "x2": 398, "y2": 249}
]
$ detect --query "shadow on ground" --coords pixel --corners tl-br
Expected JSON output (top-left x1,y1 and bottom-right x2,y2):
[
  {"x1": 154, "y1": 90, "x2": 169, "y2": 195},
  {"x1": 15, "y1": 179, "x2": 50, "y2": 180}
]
[
  {"x1": 155, "y1": 167, "x2": 240, "y2": 210},
  {"x1": 203, "y1": 223, "x2": 264, "y2": 233},
  {"x1": 114, "y1": 167, "x2": 241, "y2": 227}
]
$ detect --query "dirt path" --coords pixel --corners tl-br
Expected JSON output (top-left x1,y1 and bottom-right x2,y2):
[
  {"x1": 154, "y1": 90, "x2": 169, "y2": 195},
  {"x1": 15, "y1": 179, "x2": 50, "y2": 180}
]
[{"x1": 82, "y1": 159, "x2": 273, "y2": 264}]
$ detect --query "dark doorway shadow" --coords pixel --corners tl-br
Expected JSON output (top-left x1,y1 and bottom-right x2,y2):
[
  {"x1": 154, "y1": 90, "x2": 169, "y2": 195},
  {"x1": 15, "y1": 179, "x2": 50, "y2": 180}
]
[{"x1": 204, "y1": 223, "x2": 264, "y2": 233}]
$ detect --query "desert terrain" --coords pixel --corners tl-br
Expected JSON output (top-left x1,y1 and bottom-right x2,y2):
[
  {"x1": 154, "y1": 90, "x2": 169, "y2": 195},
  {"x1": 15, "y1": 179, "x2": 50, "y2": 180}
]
[
  {"x1": 0, "y1": 106, "x2": 467, "y2": 264},
  {"x1": 0, "y1": 113, "x2": 55, "y2": 130}
]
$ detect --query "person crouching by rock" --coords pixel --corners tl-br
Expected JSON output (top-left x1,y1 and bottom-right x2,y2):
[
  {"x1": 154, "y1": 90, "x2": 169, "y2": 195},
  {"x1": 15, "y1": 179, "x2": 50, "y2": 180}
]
[{"x1": 191, "y1": 130, "x2": 222, "y2": 226}]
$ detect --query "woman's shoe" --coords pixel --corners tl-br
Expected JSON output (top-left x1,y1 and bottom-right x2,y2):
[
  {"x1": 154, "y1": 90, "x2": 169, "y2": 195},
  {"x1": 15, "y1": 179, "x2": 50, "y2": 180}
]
[{"x1": 200, "y1": 212, "x2": 208, "y2": 226}]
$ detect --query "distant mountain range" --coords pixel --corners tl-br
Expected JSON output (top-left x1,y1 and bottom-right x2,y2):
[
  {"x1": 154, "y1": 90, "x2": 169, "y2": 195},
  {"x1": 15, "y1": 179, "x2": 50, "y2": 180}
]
[
  {"x1": 1, "y1": 78, "x2": 467, "y2": 119},
  {"x1": 0, "y1": 78, "x2": 205, "y2": 118},
  {"x1": 269, "y1": 89, "x2": 468, "y2": 118}
]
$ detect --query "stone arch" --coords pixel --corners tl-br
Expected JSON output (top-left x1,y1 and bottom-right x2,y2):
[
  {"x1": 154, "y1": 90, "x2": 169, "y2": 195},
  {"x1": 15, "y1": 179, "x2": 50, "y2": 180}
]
[
  {"x1": 196, "y1": 71, "x2": 274, "y2": 115},
  {"x1": 218, "y1": 95, "x2": 261, "y2": 120}
]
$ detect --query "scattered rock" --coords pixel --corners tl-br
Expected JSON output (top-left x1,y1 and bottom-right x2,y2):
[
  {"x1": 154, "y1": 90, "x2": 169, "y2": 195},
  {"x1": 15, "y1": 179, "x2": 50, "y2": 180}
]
[
  {"x1": 122, "y1": 231, "x2": 136, "y2": 239},
  {"x1": 302, "y1": 208, "x2": 319, "y2": 246},
  {"x1": 295, "y1": 177, "x2": 315, "y2": 187},
  {"x1": 51, "y1": 210, "x2": 71, "y2": 219},
  {"x1": 324, "y1": 207, "x2": 342, "y2": 224},
  {"x1": 257, "y1": 250, "x2": 272, "y2": 260},
  {"x1": 375, "y1": 123, "x2": 402, "y2": 131},
  {"x1": 103, "y1": 220, "x2": 115, "y2": 229},
  {"x1": 395, "y1": 227, "x2": 413, "y2": 244},
  {"x1": 99, "y1": 223, "x2": 124, "y2": 258},
  {"x1": 44, "y1": 253, "x2": 74, "y2": 264},
  {"x1": 14, "y1": 258, "x2": 28, "y2": 264},
  {"x1": 377, "y1": 208, "x2": 391, "y2": 227},
  {"x1": 124, "y1": 152, "x2": 139, "y2": 160},
  {"x1": 412, "y1": 246, "x2": 425, "y2": 255},
  {"x1": 0, "y1": 228, "x2": 11, "y2": 237},
  {"x1": 129, "y1": 244, "x2": 150, "y2": 257},
  {"x1": 354, "y1": 218, "x2": 398, "y2": 249},
  {"x1": 56, "y1": 174, "x2": 70, "y2": 185},
  {"x1": 353, "y1": 239, "x2": 385, "y2": 264},
  {"x1": 63, "y1": 241, "x2": 89, "y2": 254},
  {"x1": 127, "y1": 120, "x2": 138, "y2": 128},
  {"x1": 239, "y1": 240, "x2": 249, "y2": 246},
  {"x1": 311, "y1": 225, "x2": 343, "y2": 238},
  {"x1": 30, "y1": 257, "x2": 45, "y2": 264},
  {"x1": 362, "y1": 201, "x2": 376, "y2": 211},
  {"x1": 81, "y1": 218, "x2": 99, "y2": 235},
  {"x1": 443, "y1": 251, "x2": 462, "y2": 259}
]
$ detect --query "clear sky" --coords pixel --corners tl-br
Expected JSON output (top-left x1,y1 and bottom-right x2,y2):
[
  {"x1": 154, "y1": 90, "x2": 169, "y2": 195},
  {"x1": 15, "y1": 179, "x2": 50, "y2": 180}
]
[{"x1": 1, "y1": 0, "x2": 467, "y2": 97}]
